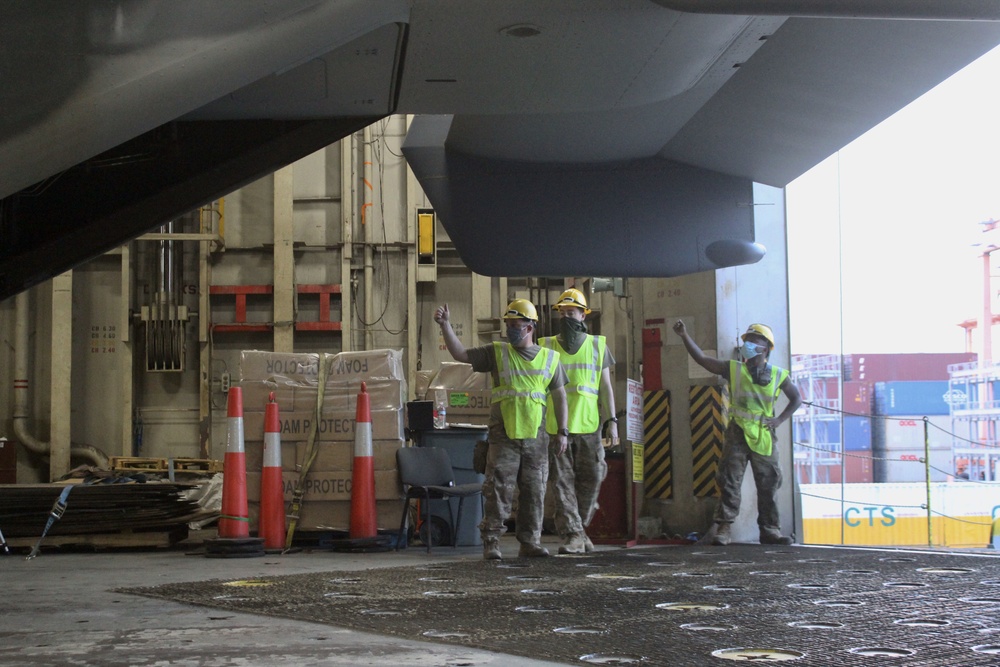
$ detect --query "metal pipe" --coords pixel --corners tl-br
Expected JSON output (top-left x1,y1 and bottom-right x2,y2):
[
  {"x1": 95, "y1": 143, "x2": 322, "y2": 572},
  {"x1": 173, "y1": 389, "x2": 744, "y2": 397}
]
[
  {"x1": 363, "y1": 126, "x2": 374, "y2": 350},
  {"x1": 341, "y1": 135, "x2": 354, "y2": 350},
  {"x1": 13, "y1": 290, "x2": 109, "y2": 468},
  {"x1": 923, "y1": 417, "x2": 932, "y2": 547},
  {"x1": 13, "y1": 291, "x2": 48, "y2": 456},
  {"x1": 655, "y1": 0, "x2": 1000, "y2": 20}
]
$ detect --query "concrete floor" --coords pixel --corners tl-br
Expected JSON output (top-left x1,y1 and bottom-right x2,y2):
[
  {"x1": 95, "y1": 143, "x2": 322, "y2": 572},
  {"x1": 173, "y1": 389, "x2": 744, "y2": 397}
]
[
  {"x1": 5, "y1": 532, "x2": 1000, "y2": 667},
  {"x1": 0, "y1": 533, "x2": 571, "y2": 667}
]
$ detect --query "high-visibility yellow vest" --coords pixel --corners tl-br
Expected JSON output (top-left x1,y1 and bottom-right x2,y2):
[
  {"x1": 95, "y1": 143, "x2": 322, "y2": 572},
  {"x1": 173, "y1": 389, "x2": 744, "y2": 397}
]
[
  {"x1": 491, "y1": 342, "x2": 560, "y2": 439},
  {"x1": 728, "y1": 359, "x2": 789, "y2": 456},
  {"x1": 541, "y1": 335, "x2": 605, "y2": 434}
]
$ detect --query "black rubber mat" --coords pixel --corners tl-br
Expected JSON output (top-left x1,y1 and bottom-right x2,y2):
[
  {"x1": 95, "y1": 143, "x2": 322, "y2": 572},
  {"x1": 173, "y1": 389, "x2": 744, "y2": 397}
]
[{"x1": 120, "y1": 545, "x2": 1000, "y2": 666}]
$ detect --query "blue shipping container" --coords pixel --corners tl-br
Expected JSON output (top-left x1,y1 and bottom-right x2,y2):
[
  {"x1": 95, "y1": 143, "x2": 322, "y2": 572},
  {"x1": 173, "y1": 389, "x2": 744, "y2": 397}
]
[
  {"x1": 874, "y1": 381, "x2": 952, "y2": 416},
  {"x1": 843, "y1": 416, "x2": 872, "y2": 451}
]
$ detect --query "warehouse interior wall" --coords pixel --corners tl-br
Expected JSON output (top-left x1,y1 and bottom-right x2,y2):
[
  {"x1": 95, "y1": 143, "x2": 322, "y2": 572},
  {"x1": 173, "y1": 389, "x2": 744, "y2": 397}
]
[
  {"x1": 629, "y1": 182, "x2": 795, "y2": 541},
  {"x1": 0, "y1": 115, "x2": 793, "y2": 540}
]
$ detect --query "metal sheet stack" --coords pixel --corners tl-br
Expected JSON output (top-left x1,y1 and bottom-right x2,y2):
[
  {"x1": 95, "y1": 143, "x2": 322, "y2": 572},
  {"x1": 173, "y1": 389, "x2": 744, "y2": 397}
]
[{"x1": 0, "y1": 483, "x2": 204, "y2": 537}]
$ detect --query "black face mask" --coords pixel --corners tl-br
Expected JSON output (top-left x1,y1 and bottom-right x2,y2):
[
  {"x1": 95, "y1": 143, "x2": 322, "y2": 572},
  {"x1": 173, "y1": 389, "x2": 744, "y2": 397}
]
[
  {"x1": 560, "y1": 317, "x2": 588, "y2": 349},
  {"x1": 506, "y1": 325, "x2": 528, "y2": 345},
  {"x1": 750, "y1": 363, "x2": 773, "y2": 386}
]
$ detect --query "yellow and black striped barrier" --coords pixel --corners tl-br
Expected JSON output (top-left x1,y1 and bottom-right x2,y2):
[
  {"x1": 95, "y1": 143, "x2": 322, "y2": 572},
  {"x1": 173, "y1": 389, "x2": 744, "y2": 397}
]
[
  {"x1": 643, "y1": 389, "x2": 672, "y2": 499},
  {"x1": 690, "y1": 384, "x2": 728, "y2": 498}
]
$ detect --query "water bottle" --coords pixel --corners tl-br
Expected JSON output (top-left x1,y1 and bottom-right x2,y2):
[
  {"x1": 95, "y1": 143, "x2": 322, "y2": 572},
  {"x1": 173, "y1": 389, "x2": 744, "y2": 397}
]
[{"x1": 433, "y1": 389, "x2": 447, "y2": 429}]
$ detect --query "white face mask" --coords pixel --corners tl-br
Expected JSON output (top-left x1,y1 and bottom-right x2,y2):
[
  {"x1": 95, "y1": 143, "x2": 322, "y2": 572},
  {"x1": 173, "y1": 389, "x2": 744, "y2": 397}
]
[{"x1": 741, "y1": 341, "x2": 765, "y2": 360}]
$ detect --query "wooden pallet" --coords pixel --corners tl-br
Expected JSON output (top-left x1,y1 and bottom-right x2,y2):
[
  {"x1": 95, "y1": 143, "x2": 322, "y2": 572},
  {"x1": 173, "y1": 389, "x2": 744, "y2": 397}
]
[
  {"x1": 110, "y1": 457, "x2": 222, "y2": 474},
  {"x1": 171, "y1": 458, "x2": 224, "y2": 473},
  {"x1": 110, "y1": 457, "x2": 168, "y2": 471}
]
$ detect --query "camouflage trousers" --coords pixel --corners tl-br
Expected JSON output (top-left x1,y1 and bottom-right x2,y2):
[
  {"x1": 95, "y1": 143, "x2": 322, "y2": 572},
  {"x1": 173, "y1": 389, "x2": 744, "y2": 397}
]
[
  {"x1": 480, "y1": 422, "x2": 549, "y2": 545},
  {"x1": 713, "y1": 421, "x2": 783, "y2": 532},
  {"x1": 548, "y1": 429, "x2": 607, "y2": 537}
]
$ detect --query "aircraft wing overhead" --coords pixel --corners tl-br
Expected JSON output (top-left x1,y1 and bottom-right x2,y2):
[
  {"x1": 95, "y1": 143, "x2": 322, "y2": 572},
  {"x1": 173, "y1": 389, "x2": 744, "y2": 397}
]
[
  {"x1": 662, "y1": 16, "x2": 1000, "y2": 187},
  {"x1": 400, "y1": 6, "x2": 1000, "y2": 277},
  {"x1": 2, "y1": 1, "x2": 1000, "y2": 297}
]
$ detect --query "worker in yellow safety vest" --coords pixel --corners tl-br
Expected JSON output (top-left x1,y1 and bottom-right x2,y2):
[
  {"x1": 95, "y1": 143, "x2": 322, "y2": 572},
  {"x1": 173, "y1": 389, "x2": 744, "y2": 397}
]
[
  {"x1": 540, "y1": 288, "x2": 619, "y2": 554},
  {"x1": 435, "y1": 299, "x2": 569, "y2": 559},
  {"x1": 673, "y1": 319, "x2": 802, "y2": 546}
]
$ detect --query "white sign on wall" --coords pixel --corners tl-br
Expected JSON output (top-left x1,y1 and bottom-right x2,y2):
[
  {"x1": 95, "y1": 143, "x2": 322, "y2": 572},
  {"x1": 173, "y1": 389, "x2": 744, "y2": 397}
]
[{"x1": 627, "y1": 378, "x2": 645, "y2": 444}]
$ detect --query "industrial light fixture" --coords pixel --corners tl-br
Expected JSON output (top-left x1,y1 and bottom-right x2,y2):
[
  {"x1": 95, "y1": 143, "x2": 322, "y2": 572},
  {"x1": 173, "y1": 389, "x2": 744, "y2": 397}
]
[{"x1": 592, "y1": 277, "x2": 625, "y2": 297}]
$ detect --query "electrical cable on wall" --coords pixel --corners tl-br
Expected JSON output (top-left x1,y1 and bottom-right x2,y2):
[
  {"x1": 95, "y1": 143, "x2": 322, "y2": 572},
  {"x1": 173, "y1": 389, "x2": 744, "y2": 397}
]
[
  {"x1": 374, "y1": 119, "x2": 406, "y2": 337},
  {"x1": 352, "y1": 119, "x2": 406, "y2": 338}
]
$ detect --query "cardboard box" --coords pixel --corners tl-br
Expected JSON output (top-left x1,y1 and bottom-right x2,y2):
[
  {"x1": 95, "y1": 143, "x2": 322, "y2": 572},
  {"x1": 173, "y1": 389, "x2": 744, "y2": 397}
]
[
  {"x1": 295, "y1": 378, "x2": 406, "y2": 412},
  {"x1": 304, "y1": 440, "x2": 402, "y2": 472},
  {"x1": 240, "y1": 349, "x2": 404, "y2": 385},
  {"x1": 248, "y1": 499, "x2": 400, "y2": 533},
  {"x1": 443, "y1": 389, "x2": 492, "y2": 416},
  {"x1": 328, "y1": 349, "x2": 404, "y2": 381},
  {"x1": 242, "y1": 409, "x2": 403, "y2": 443},
  {"x1": 240, "y1": 351, "x2": 320, "y2": 384},
  {"x1": 245, "y1": 439, "x2": 404, "y2": 473},
  {"x1": 415, "y1": 370, "x2": 436, "y2": 400},
  {"x1": 428, "y1": 361, "x2": 491, "y2": 392},
  {"x1": 425, "y1": 363, "x2": 491, "y2": 425},
  {"x1": 246, "y1": 469, "x2": 401, "y2": 502},
  {"x1": 239, "y1": 379, "x2": 297, "y2": 413}
]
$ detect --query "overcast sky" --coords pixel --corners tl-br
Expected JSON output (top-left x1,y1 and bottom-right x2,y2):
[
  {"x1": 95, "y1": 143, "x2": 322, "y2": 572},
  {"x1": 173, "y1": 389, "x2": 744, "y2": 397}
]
[{"x1": 786, "y1": 43, "x2": 1000, "y2": 356}]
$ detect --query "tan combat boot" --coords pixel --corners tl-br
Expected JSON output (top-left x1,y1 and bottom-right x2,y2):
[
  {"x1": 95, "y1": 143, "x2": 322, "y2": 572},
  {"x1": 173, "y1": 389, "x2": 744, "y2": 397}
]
[
  {"x1": 583, "y1": 534, "x2": 596, "y2": 553},
  {"x1": 558, "y1": 533, "x2": 587, "y2": 555},
  {"x1": 518, "y1": 542, "x2": 550, "y2": 558},
  {"x1": 712, "y1": 523, "x2": 732, "y2": 546},
  {"x1": 483, "y1": 536, "x2": 502, "y2": 560},
  {"x1": 759, "y1": 529, "x2": 793, "y2": 546}
]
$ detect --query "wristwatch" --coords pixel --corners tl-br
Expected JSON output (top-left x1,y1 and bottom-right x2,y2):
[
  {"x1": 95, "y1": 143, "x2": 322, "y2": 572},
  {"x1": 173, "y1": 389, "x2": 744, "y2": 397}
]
[
  {"x1": 609, "y1": 417, "x2": 619, "y2": 423},
  {"x1": 558, "y1": 428, "x2": 570, "y2": 437}
]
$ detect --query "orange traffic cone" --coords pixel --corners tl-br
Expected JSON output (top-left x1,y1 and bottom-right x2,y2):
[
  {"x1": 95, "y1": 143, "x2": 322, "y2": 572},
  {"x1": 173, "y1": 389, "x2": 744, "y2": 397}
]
[
  {"x1": 218, "y1": 386, "x2": 249, "y2": 538},
  {"x1": 259, "y1": 392, "x2": 286, "y2": 550},
  {"x1": 349, "y1": 381, "x2": 377, "y2": 539}
]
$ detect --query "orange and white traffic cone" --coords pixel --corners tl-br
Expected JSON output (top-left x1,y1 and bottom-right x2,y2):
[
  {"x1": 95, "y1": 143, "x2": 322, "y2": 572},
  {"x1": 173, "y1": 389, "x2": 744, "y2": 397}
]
[
  {"x1": 349, "y1": 381, "x2": 377, "y2": 539},
  {"x1": 218, "y1": 386, "x2": 249, "y2": 539},
  {"x1": 259, "y1": 392, "x2": 286, "y2": 550}
]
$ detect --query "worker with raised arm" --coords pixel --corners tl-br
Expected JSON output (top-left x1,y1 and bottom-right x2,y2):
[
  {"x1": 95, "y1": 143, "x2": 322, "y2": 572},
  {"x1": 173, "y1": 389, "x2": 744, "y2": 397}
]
[
  {"x1": 539, "y1": 288, "x2": 619, "y2": 554},
  {"x1": 435, "y1": 299, "x2": 569, "y2": 559},
  {"x1": 673, "y1": 319, "x2": 802, "y2": 546}
]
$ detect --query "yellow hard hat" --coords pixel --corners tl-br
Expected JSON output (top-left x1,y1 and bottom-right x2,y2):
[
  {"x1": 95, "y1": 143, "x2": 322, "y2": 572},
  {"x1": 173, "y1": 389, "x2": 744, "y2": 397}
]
[
  {"x1": 552, "y1": 288, "x2": 591, "y2": 315},
  {"x1": 503, "y1": 298, "x2": 538, "y2": 321},
  {"x1": 741, "y1": 323, "x2": 775, "y2": 349}
]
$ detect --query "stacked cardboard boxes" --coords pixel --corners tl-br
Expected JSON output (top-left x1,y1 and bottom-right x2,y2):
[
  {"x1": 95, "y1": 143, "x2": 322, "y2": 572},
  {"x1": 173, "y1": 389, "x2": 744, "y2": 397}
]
[
  {"x1": 425, "y1": 361, "x2": 492, "y2": 427},
  {"x1": 239, "y1": 349, "x2": 406, "y2": 533}
]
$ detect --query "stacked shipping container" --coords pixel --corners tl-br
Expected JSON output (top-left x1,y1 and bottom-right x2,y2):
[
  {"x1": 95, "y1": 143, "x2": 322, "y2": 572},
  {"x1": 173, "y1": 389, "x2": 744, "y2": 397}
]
[
  {"x1": 794, "y1": 353, "x2": 976, "y2": 485},
  {"x1": 872, "y1": 381, "x2": 955, "y2": 483},
  {"x1": 845, "y1": 353, "x2": 976, "y2": 382}
]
